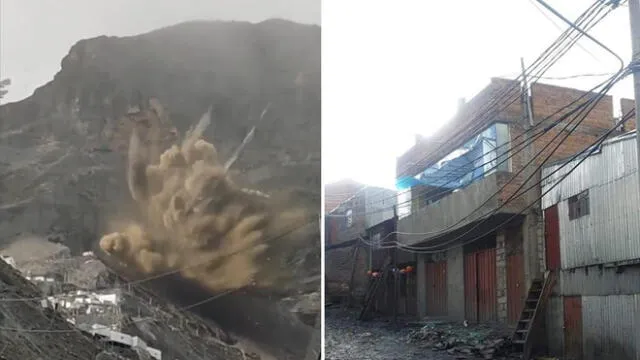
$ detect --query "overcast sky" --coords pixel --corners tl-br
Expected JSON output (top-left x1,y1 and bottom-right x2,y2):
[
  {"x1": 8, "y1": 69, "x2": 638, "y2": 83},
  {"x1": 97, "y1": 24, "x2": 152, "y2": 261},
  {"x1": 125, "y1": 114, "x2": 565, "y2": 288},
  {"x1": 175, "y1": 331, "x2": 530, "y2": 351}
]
[
  {"x1": 1, "y1": 1, "x2": 636, "y2": 190},
  {"x1": 322, "y1": 0, "x2": 634, "y2": 188},
  {"x1": 0, "y1": 0, "x2": 319, "y2": 102}
]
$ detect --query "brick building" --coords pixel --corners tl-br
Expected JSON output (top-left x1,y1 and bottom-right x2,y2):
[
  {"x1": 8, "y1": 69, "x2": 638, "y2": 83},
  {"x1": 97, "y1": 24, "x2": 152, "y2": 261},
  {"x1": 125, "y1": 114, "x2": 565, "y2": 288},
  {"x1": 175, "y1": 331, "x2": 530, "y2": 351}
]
[
  {"x1": 395, "y1": 78, "x2": 620, "y2": 325},
  {"x1": 620, "y1": 97, "x2": 636, "y2": 132},
  {"x1": 325, "y1": 185, "x2": 400, "y2": 304}
]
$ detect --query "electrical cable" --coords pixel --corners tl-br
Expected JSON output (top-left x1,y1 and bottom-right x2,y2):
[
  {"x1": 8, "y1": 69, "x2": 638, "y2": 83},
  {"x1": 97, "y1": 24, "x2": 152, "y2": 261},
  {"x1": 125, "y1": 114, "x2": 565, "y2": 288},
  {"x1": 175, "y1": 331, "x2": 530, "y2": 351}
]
[
  {"x1": 393, "y1": 0, "x2": 614, "y2": 185},
  {"x1": 341, "y1": 73, "x2": 618, "y2": 213},
  {"x1": 334, "y1": 1, "x2": 623, "y2": 216},
  {"x1": 394, "y1": 0, "x2": 608, "y2": 181},
  {"x1": 328, "y1": 1, "x2": 618, "y2": 212},
  {"x1": 361, "y1": 65, "x2": 629, "y2": 250},
  {"x1": 0, "y1": 217, "x2": 318, "y2": 303},
  {"x1": 366, "y1": 101, "x2": 634, "y2": 254},
  {"x1": 392, "y1": 72, "x2": 627, "y2": 250},
  {"x1": 337, "y1": 78, "x2": 621, "y2": 221}
]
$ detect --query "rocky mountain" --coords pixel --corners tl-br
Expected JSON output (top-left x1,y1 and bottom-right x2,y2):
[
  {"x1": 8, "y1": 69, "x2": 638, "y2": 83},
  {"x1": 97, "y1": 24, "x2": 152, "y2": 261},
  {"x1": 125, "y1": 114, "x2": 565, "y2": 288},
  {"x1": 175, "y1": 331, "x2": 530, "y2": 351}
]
[
  {"x1": 0, "y1": 19, "x2": 320, "y2": 360},
  {"x1": 0, "y1": 18, "x2": 320, "y2": 254}
]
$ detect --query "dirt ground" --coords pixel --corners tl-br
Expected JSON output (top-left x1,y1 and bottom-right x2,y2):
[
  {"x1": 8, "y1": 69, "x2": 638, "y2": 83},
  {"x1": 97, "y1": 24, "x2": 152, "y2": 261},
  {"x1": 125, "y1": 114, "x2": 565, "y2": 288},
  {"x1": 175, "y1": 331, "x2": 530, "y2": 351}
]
[{"x1": 325, "y1": 307, "x2": 455, "y2": 360}]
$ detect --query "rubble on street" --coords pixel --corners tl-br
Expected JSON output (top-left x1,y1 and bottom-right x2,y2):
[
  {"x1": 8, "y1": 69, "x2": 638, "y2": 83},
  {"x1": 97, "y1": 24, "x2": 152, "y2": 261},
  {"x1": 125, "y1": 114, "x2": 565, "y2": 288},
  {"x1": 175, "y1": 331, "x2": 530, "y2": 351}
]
[
  {"x1": 325, "y1": 307, "x2": 456, "y2": 360},
  {"x1": 407, "y1": 321, "x2": 519, "y2": 359}
]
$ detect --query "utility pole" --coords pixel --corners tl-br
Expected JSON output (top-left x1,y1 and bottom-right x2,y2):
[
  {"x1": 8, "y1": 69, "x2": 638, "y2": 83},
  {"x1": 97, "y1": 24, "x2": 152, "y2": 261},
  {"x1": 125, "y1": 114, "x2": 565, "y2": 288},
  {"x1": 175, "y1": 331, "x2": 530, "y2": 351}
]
[
  {"x1": 520, "y1": 57, "x2": 541, "y2": 287},
  {"x1": 629, "y1": 0, "x2": 640, "y2": 193},
  {"x1": 521, "y1": 58, "x2": 534, "y2": 127}
]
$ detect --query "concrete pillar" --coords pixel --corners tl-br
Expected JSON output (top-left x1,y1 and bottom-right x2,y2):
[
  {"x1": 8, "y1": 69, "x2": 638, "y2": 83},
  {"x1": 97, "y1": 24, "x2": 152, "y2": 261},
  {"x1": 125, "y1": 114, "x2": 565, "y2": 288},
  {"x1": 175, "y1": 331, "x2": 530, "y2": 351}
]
[
  {"x1": 523, "y1": 212, "x2": 542, "y2": 288},
  {"x1": 446, "y1": 246, "x2": 465, "y2": 321},
  {"x1": 496, "y1": 230, "x2": 507, "y2": 323},
  {"x1": 416, "y1": 253, "x2": 427, "y2": 318},
  {"x1": 537, "y1": 217, "x2": 546, "y2": 273}
]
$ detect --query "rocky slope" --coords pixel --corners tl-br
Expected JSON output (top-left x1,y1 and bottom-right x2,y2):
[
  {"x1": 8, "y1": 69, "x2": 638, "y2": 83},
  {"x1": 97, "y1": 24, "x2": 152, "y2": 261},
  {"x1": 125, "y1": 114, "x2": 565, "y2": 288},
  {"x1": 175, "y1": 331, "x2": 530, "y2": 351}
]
[
  {"x1": 0, "y1": 18, "x2": 320, "y2": 360},
  {"x1": 0, "y1": 18, "x2": 320, "y2": 254},
  {"x1": 0, "y1": 258, "x2": 139, "y2": 360}
]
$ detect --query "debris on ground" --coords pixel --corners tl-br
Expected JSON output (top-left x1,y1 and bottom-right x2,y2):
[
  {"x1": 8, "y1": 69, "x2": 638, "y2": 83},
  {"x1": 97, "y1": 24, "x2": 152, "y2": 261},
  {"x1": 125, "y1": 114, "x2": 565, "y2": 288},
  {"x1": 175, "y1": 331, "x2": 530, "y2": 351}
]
[
  {"x1": 408, "y1": 321, "x2": 519, "y2": 359},
  {"x1": 325, "y1": 308, "x2": 456, "y2": 360}
]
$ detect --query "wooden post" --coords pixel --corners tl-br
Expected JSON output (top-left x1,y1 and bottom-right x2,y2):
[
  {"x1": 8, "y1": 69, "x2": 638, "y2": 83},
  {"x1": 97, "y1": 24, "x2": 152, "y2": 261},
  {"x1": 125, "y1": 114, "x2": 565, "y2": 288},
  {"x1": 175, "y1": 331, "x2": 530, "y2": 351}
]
[
  {"x1": 346, "y1": 242, "x2": 361, "y2": 308},
  {"x1": 392, "y1": 205, "x2": 399, "y2": 325}
]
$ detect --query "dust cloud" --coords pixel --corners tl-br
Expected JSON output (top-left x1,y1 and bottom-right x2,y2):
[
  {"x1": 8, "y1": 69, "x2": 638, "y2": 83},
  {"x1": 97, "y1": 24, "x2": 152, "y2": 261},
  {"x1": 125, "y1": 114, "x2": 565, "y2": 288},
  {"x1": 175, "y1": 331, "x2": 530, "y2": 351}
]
[{"x1": 99, "y1": 104, "x2": 313, "y2": 294}]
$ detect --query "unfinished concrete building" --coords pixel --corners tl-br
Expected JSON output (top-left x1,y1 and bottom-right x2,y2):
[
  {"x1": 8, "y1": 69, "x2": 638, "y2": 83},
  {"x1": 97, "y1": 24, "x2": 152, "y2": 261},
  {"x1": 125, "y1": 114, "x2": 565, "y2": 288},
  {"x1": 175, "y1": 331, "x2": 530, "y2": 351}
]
[{"x1": 395, "y1": 78, "x2": 618, "y2": 325}]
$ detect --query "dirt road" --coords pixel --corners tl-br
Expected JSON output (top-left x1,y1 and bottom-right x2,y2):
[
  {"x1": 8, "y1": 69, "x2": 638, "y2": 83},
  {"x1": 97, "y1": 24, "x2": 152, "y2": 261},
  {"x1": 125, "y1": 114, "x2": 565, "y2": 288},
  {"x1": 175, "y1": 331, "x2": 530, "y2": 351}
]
[{"x1": 325, "y1": 307, "x2": 455, "y2": 360}]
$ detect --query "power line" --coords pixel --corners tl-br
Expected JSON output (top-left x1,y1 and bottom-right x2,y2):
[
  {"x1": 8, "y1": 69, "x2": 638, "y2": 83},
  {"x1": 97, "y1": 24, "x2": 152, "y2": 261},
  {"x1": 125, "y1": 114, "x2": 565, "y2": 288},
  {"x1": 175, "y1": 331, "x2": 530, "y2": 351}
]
[
  {"x1": 340, "y1": 74, "x2": 619, "y2": 214},
  {"x1": 395, "y1": 0, "x2": 611, "y2": 181},
  {"x1": 528, "y1": 0, "x2": 604, "y2": 63},
  {"x1": 393, "y1": 0, "x2": 615, "y2": 188},
  {"x1": 368, "y1": 95, "x2": 634, "y2": 254},
  {"x1": 0, "y1": 217, "x2": 318, "y2": 303},
  {"x1": 328, "y1": 1, "x2": 618, "y2": 213},
  {"x1": 353, "y1": 64, "x2": 629, "y2": 249},
  {"x1": 336, "y1": 2, "x2": 624, "y2": 216},
  {"x1": 338, "y1": 76, "x2": 622, "y2": 219},
  {"x1": 383, "y1": 71, "x2": 626, "y2": 244}
]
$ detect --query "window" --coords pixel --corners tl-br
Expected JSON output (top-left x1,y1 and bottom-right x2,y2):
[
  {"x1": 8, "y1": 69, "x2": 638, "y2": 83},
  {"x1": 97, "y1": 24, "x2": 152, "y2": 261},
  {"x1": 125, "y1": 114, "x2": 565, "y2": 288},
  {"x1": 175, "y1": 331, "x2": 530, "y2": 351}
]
[
  {"x1": 568, "y1": 190, "x2": 589, "y2": 220},
  {"x1": 345, "y1": 209, "x2": 353, "y2": 228}
]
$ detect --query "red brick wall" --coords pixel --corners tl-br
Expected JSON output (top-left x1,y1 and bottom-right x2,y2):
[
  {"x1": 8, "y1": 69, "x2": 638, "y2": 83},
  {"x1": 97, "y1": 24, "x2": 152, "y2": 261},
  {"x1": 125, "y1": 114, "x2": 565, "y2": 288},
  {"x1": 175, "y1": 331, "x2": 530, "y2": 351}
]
[
  {"x1": 395, "y1": 80, "x2": 615, "y2": 212},
  {"x1": 499, "y1": 83, "x2": 614, "y2": 207},
  {"x1": 621, "y1": 98, "x2": 636, "y2": 131},
  {"x1": 397, "y1": 78, "x2": 522, "y2": 178}
]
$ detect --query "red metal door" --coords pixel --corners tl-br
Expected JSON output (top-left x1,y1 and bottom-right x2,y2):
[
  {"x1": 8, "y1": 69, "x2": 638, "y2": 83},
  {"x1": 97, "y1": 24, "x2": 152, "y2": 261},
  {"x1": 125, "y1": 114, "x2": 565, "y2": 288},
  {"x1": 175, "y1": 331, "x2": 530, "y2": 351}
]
[
  {"x1": 425, "y1": 261, "x2": 447, "y2": 316},
  {"x1": 464, "y1": 253, "x2": 478, "y2": 322},
  {"x1": 506, "y1": 252, "x2": 525, "y2": 324},
  {"x1": 465, "y1": 249, "x2": 497, "y2": 322},
  {"x1": 563, "y1": 296, "x2": 583, "y2": 360},
  {"x1": 477, "y1": 249, "x2": 497, "y2": 322},
  {"x1": 545, "y1": 205, "x2": 561, "y2": 270}
]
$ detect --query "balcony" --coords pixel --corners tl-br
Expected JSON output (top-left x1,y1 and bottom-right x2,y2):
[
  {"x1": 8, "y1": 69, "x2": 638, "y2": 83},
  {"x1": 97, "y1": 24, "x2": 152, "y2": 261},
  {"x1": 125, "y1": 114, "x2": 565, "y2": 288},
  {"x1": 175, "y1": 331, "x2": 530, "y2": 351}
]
[{"x1": 397, "y1": 171, "x2": 523, "y2": 247}]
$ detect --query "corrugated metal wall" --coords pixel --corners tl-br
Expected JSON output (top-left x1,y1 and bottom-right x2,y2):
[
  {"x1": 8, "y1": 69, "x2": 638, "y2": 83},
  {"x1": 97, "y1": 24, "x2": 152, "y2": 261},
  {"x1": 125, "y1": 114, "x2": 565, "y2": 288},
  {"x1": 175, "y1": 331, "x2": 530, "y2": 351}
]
[
  {"x1": 546, "y1": 296, "x2": 565, "y2": 357},
  {"x1": 426, "y1": 261, "x2": 447, "y2": 316},
  {"x1": 557, "y1": 266, "x2": 640, "y2": 296},
  {"x1": 582, "y1": 295, "x2": 640, "y2": 360},
  {"x1": 546, "y1": 294, "x2": 640, "y2": 360},
  {"x1": 541, "y1": 135, "x2": 640, "y2": 268}
]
